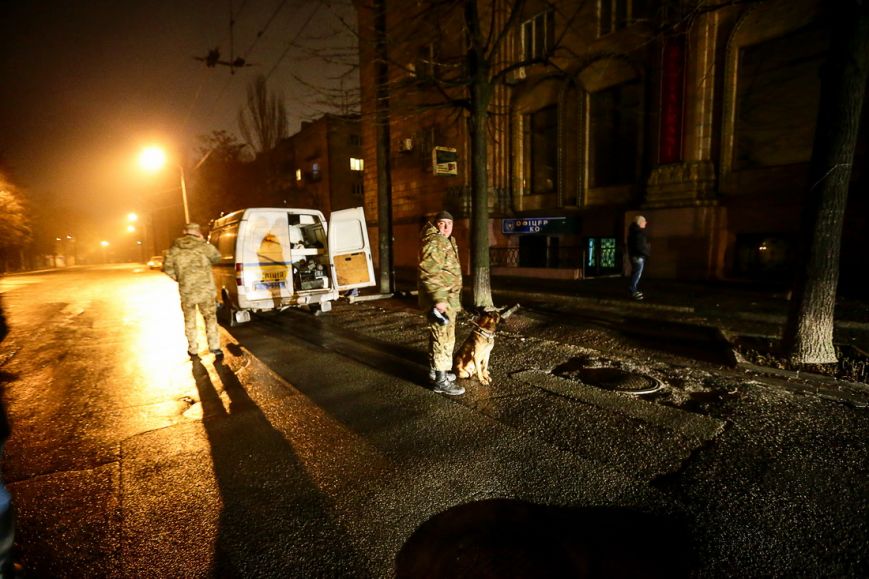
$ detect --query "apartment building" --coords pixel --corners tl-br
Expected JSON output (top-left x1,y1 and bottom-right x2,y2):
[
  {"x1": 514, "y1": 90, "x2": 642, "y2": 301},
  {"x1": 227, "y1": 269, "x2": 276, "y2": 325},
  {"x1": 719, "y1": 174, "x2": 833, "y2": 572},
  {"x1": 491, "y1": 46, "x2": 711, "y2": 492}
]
[{"x1": 269, "y1": 114, "x2": 365, "y2": 217}]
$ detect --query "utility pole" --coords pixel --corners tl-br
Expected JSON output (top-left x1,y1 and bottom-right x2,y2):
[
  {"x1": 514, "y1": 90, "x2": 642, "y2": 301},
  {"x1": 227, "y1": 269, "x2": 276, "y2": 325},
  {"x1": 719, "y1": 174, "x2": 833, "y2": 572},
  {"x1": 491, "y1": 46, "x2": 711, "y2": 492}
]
[{"x1": 374, "y1": 0, "x2": 394, "y2": 293}]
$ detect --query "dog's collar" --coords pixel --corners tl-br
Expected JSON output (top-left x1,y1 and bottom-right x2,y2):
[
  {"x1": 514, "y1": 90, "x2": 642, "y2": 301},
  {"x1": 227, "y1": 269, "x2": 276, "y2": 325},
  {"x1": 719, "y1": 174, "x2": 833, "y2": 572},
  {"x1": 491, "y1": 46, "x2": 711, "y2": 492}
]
[{"x1": 470, "y1": 320, "x2": 496, "y2": 340}]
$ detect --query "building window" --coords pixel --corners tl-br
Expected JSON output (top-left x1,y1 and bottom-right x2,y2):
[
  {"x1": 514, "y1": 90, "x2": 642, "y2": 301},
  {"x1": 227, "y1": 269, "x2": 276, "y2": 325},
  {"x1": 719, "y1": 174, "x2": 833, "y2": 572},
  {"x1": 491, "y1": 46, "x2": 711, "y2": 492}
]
[
  {"x1": 295, "y1": 168, "x2": 302, "y2": 181},
  {"x1": 311, "y1": 162, "x2": 321, "y2": 181},
  {"x1": 352, "y1": 182, "x2": 364, "y2": 199},
  {"x1": 523, "y1": 105, "x2": 558, "y2": 195},
  {"x1": 349, "y1": 134, "x2": 361, "y2": 146},
  {"x1": 413, "y1": 43, "x2": 439, "y2": 81},
  {"x1": 589, "y1": 80, "x2": 640, "y2": 187},
  {"x1": 350, "y1": 157, "x2": 364, "y2": 171},
  {"x1": 598, "y1": 0, "x2": 652, "y2": 36},
  {"x1": 521, "y1": 10, "x2": 554, "y2": 62},
  {"x1": 734, "y1": 24, "x2": 827, "y2": 170},
  {"x1": 659, "y1": 35, "x2": 686, "y2": 164}
]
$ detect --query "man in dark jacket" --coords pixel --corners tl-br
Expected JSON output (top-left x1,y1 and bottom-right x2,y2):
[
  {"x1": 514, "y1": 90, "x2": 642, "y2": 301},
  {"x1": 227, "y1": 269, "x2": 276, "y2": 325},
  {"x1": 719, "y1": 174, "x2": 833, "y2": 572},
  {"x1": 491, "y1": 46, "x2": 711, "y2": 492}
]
[
  {"x1": 164, "y1": 223, "x2": 223, "y2": 358},
  {"x1": 627, "y1": 215, "x2": 650, "y2": 300},
  {"x1": 418, "y1": 211, "x2": 464, "y2": 396}
]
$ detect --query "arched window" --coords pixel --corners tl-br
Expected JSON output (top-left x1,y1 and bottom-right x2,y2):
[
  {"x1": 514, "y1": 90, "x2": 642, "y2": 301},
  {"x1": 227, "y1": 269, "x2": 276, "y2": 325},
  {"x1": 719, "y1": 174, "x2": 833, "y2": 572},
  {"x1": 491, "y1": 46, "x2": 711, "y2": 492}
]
[{"x1": 720, "y1": 0, "x2": 827, "y2": 194}]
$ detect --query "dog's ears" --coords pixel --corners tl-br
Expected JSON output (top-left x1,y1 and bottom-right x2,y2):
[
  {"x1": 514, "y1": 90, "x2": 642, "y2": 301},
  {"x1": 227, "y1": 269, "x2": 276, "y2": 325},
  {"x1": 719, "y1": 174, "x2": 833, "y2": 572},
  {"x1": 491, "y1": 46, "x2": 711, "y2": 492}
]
[{"x1": 498, "y1": 303, "x2": 520, "y2": 319}]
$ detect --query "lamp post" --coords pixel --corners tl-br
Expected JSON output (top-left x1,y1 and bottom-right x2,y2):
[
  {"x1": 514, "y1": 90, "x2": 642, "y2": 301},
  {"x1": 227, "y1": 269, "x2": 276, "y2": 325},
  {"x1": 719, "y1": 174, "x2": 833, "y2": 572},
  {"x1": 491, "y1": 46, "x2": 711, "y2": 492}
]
[
  {"x1": 127, "y1": 213, "x2": 146, "y2": 262},
  {"x1": 139, "y1": 146, "x2": 190, "y2": 224},
  {"x1": 179, "y1": 166, "x2": 190, "y2": 224},
  {"x1": 66, "y1": 234, "x2": 76, "y2": 265}
]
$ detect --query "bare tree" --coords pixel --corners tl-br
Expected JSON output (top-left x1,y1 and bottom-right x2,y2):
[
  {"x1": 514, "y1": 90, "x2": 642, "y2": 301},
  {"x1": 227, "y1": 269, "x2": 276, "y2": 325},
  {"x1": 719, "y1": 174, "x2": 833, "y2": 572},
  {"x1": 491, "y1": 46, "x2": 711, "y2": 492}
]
[
  {"x1": 373, "y1": 0, "x2": 395, "y2": 293},
  {"x1": 0, "y1": 170, "x2": 32, "y2": 272},
  {"x1": 358, "y1": 0, "x2": 588, "y2": 308},
  {"x1": 190, "y1": 130, "x2": 258, "y2": 224},
  {"x1": 783, "y1": 0, "x2": 869, "y2": 365},
  {"x1": 237, "y1": 75, "x2": 290, "y2": 153}
]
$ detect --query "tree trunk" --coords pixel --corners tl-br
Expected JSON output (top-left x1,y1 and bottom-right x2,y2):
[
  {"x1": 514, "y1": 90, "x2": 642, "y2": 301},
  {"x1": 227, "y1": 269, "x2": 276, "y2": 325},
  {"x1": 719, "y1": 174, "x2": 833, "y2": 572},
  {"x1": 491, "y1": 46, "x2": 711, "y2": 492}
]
[
  {"x1": 466, "y1": 1, "x2": 494, "y2": 309},
  {"x1": 374, "y1": 0, "x2": 394, "y2": 294},
  {"x1": 470, "y1": 85, "x2": 494, "y2": 309},
  {"x1": 784, "y1": 1, "x2": 869, "y2": 364}
]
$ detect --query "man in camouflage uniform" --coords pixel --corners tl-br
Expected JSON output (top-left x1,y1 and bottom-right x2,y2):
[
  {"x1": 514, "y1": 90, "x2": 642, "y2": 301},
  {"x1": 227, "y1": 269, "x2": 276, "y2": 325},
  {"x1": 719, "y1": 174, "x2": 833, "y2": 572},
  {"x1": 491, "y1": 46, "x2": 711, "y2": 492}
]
[
  {"x1": 418, "y1": 210, "x2": 464, "y2": 396},
  {"x1": 164, "y1": 223, "x2": 223, "y2": 359}
]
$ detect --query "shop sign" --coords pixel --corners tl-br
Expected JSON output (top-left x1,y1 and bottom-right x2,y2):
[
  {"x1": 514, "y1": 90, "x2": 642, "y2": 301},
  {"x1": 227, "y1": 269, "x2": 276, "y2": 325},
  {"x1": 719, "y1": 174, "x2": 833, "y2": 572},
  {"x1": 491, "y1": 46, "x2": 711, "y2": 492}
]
[{"x1": 502, "y1": 217, "x2": 575, "y2": 234}]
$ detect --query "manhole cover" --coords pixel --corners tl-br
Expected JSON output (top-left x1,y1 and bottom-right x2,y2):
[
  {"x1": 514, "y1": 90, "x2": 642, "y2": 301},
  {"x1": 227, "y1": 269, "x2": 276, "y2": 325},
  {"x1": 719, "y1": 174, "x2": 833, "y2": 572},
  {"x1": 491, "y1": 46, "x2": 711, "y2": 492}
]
[{"x1": 556, "y1": 366, "x2": 662, "y2": 394}]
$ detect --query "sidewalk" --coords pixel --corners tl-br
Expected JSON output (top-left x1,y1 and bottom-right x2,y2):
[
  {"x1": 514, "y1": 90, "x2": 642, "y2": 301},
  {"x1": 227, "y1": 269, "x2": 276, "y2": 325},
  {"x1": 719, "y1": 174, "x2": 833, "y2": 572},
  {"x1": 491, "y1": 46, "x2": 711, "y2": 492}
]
[
  {"x1": 490, "y1": 275, "x2": 869, "y2": 328},
  {"x1": 500, "y1": 275, "x2": 869, "y2": 386},
  {"x1": 389, "y1": 269, "x2": 869, "y2": 386}
]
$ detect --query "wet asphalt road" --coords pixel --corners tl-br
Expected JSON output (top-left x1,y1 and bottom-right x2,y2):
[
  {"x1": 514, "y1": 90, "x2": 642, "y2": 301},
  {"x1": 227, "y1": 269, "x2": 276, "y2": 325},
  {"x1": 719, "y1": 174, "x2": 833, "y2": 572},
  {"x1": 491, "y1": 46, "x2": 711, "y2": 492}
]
[{"x1": 0, "y1": 265, "x2": 867, "y2": 577}]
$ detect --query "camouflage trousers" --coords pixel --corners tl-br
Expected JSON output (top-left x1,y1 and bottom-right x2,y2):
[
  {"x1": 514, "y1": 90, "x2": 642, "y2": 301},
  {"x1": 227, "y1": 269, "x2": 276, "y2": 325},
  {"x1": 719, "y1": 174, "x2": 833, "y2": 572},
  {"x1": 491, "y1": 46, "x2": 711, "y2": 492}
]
[
  {"x1": 181, "y1": 298, "x2": 220, "y2": 353},
  {"x1": 427, "y1": 304, "x2": 456, "y2": 372}
]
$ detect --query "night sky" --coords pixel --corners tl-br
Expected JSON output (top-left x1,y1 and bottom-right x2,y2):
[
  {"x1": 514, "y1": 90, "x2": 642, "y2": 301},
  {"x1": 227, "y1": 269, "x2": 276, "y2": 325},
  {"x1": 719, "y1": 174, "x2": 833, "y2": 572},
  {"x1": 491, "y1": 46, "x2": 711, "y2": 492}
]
[{"x1": 0, "y1": 0, "x2": 358, "y2": 238}]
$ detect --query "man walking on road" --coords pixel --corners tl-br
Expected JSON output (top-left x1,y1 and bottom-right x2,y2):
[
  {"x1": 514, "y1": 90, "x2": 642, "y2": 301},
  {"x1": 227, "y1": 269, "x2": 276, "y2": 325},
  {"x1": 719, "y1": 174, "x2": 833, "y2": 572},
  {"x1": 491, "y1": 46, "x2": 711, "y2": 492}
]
[
  {"x1": 627, "y1": 215, "x2": 650, "y2": 301},
  {"x1": 418, "y1": 211, "x2": 464, "y2": 396},
  {"x1": 164, "y1": 223, "x2": 223, "y2": 359}
]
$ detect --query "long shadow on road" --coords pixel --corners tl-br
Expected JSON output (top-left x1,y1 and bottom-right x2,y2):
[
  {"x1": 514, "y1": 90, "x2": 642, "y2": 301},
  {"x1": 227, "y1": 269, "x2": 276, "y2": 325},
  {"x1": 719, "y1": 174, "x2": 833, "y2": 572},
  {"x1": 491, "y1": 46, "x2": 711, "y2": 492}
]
[
  {"x1": 253, "y1": 311, "x2": 433, "y2": 386},
  {"x1": 191, "y1": 359, "x2": 370, "y2": 576}
]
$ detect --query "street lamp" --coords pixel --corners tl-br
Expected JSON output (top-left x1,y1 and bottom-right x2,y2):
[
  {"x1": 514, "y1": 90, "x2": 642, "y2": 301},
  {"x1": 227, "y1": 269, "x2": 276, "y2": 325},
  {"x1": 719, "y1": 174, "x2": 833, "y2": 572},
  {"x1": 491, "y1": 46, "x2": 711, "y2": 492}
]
[
  {"x1": 126, "y1": 213, "x2": 144, "y2": 262},
  {"x1": 100, "y1": 240, "x2": 110, "y2": 264},
  {"x1": 66, "y1": 234, "x2": 77, "y2": 265},
  {"x1": 138, "y1": 146, "x2": 190, "y2": 224}
]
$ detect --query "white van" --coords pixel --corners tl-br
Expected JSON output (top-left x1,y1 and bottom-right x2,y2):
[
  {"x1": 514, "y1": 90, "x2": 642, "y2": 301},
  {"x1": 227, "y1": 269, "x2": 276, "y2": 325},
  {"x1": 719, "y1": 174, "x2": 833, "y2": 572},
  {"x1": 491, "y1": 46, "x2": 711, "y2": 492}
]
[{"x1": 208, "y1": 207, "x2": 375, "y2": 325}]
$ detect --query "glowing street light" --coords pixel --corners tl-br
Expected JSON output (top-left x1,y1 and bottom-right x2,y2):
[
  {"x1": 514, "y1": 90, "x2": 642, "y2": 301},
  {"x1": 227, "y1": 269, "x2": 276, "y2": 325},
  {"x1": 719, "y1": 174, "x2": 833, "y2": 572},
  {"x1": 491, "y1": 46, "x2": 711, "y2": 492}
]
[
  {"x1": 128, "y1": 212, "x2": 138, "y2": 223},
  {"x1": 138, "y1": 146, "x2": 166, "y2": 172},
  {"x1": 138, "y1": 145, "x2": 190, "y2": 223},
  {"x1": 99, "y1": 240, "x2": 110, "y2": 264}
]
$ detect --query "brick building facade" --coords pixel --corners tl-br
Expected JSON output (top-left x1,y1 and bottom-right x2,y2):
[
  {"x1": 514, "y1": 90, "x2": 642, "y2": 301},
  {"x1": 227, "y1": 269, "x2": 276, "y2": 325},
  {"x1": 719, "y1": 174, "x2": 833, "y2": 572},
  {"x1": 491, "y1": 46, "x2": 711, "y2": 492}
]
[{"x1": 356, "y1": 0, "x2": 867, "y2": 292}]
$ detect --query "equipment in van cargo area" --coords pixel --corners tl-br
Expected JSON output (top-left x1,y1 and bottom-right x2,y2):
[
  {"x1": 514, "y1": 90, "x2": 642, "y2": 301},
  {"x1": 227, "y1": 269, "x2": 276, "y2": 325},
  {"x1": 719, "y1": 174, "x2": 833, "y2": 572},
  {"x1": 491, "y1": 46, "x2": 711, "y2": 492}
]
[{"x1": 209, "y1": 207, "x2": 375, "y2": 325}]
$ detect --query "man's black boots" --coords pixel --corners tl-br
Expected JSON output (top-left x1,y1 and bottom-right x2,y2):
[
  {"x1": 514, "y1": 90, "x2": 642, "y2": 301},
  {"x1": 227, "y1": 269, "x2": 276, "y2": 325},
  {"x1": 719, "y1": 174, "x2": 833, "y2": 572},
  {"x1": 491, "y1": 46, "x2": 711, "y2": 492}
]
[{"x1": 432, "y1": 370, "x2": 465, "y2": 396}]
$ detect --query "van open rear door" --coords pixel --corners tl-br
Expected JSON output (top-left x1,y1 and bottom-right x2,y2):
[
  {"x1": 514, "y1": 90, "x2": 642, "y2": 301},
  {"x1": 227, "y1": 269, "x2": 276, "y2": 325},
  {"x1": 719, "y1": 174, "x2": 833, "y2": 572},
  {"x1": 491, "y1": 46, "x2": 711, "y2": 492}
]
[{"x1": 328, "y1": 207, "x2": 375, "y2": 291}]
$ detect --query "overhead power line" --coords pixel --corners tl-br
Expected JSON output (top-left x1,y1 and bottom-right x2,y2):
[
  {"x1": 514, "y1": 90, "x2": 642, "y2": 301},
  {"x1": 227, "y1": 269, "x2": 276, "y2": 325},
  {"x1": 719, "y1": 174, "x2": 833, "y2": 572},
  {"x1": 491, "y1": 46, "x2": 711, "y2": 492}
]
[{"x1": 265, "y1": 2, "x2": 322, "y2": 81}]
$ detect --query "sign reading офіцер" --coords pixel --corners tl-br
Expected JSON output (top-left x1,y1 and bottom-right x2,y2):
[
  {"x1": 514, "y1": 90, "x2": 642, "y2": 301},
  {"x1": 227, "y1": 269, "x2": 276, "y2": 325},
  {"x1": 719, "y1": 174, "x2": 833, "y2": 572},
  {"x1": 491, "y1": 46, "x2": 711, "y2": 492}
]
[{"x1": 501, "y1": 217, "x2": 576, "y2": 234}]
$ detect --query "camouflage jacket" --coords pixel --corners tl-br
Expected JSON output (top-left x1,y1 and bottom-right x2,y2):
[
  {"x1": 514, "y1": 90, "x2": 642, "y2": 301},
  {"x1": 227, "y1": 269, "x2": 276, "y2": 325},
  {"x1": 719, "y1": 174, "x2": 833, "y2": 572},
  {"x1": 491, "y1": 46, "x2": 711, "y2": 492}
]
[
  {"x1": 417, "y1": 222, "x2": 462, "y2": 310},
  {"x1": 164, "y1": 234, "x2": 221, "y2": 303}
]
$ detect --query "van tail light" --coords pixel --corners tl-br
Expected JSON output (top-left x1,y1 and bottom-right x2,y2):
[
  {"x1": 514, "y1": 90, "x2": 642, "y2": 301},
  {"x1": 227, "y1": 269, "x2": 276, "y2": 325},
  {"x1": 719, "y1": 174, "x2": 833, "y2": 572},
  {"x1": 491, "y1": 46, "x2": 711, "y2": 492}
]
[{"x1": 235, "y1": 263, "x2": 243, "y2": 286}]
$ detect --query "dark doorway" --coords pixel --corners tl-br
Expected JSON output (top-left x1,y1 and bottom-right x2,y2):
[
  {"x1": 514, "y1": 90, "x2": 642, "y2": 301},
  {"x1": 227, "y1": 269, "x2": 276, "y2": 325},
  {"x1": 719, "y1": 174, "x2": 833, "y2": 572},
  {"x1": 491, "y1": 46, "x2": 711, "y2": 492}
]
[{"x1": 518, "y1": 235, "x2": 546, "y2": 267}]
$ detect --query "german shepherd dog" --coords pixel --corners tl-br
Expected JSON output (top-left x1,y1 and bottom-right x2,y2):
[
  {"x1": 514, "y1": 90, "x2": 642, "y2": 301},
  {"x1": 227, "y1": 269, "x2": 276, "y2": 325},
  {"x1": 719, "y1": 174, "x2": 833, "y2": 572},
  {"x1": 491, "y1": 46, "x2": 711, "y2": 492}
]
[{"x1": 453, "y1": 304, "x2": 519, "y2": 385}]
